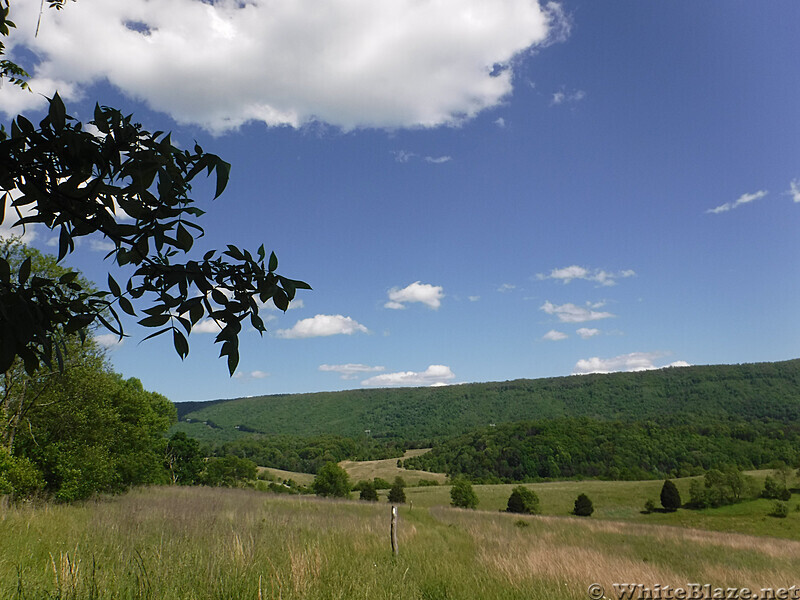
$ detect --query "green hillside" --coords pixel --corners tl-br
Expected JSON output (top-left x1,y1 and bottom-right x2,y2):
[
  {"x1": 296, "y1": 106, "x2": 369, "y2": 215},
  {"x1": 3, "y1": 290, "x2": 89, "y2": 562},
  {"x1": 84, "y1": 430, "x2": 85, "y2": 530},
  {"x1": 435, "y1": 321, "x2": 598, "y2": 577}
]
[{"x1": 173, "y1": 359, "x2": 800, "y2": 443}]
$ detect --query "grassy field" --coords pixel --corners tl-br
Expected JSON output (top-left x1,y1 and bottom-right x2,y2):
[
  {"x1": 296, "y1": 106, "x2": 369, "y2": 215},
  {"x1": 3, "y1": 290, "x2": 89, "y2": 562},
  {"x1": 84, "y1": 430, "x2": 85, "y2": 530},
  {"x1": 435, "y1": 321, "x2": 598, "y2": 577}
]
[
  {"x1": 340, "y1": 448, "x2": 448, "y2": 486},
  {"x1": 2, "y1": 485, "x2": 799, "y2": 600}
]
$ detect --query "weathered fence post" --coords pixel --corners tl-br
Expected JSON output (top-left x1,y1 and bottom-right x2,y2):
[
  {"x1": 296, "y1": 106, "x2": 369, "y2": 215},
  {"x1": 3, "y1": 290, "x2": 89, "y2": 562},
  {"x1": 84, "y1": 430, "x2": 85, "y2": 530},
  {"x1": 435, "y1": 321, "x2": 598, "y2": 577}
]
[{"x1": 390, "y1": 505, "x2": 399, "y2": 556}]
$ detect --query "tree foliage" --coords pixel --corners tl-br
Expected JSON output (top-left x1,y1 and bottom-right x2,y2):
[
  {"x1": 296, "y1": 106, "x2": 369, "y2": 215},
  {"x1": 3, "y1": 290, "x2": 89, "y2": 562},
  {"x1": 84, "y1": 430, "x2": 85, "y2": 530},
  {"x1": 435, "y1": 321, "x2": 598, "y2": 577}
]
[
  {"x1": 1, "y1": 94, "x2": 309, "y2": 375},
  {"x1": 312, "y1": 462, "x2": 351, "y2": 498},
  {"x1": 387, "y1": 476, "x2": 406, "y2": 504},
  {"x1": 573, "y1": 493, "x2": 594, "y2": 517},
  {"x1": 506, "y1": 485, "x2": 540, "y2": 514},
  {"x1": 450, "y1": 477, "x2": 478, "y2": 509},
  {"x1": 660, "y1": 479, "x2": 681, "y2": 511}
]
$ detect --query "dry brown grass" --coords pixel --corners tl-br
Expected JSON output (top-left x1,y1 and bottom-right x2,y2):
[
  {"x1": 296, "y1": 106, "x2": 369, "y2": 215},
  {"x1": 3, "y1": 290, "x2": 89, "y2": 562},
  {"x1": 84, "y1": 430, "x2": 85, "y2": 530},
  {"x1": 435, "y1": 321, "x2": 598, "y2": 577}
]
[{"x1": 340, "y1": 448, "x2": 447, "y2": 485}]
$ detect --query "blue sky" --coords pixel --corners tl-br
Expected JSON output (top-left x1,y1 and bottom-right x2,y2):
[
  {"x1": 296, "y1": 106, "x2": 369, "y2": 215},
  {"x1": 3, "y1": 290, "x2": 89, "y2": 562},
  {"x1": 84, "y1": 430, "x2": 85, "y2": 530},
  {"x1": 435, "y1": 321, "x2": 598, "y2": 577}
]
[{"x1": 2, "y1": 0, "x2": 799, "y2": 402}]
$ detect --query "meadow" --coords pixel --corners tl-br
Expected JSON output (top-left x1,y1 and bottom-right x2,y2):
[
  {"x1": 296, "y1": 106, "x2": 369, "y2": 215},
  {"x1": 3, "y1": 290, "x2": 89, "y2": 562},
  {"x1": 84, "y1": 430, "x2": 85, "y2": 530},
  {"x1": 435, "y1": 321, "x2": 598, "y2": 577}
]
[{"x1": 2, "y1": 475, "x2": 799, "y2": 600}]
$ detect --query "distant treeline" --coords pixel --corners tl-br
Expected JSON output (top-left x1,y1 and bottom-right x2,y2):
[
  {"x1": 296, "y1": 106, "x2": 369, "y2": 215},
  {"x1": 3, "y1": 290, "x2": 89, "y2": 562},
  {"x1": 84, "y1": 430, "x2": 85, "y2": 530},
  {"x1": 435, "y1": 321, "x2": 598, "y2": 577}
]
[
  {"x1": 173, "y1": 360, "x2": 800, "y2": 443},
  {"x1": 403, "y1": 416, "x2": 800, "y2": 482},
  {"x1": 209, "y1": 434, "x2": 405, "y2": 474}
]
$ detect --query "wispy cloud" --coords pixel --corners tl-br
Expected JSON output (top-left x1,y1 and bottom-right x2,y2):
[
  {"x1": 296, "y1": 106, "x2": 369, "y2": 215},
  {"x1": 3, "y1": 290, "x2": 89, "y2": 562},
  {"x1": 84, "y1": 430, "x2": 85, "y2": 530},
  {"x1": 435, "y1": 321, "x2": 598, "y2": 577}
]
[
  {"x1": 787, "y1": 179, "x2": 800, "y2": 203},
  {"x1": 233, "y1": 370, "x2": 269, "y2": 380},
  {"x1": 361, "y1": 364, "x2": 455, "y2": 387},
  {"x1": 540, "y1": 300, "x2": 614, "y2": 323},
  {"x1": 537, "y1": 265, "x2": 635, "y2": 287},
  {"x1": 385, "y1": 281, "x2": 444, "y2": 310},
  {"x1": 424, "y1": 155, "x2": 452, "y2": 164},
  {"x1": 706, "y1": 190, "x2": 767, "y2": 214},
  {"x1": 94, "y1": 333, "x2": 123, "y2": 349},
  {"x1": 275, "y1": 314, "x2": 369, "y2": 339},
  {"x1": 573, "y1": 352, "x2": 690, "y2": 374},
  {"x1": 319, "y1": 363, "x2": 385, "y2": 380},
  {"x1": 550, "y1": 88, "x2": 585, "y2": 106},
  {"x1": 497, "y1": 283, "x2": 516, "y2": 293}
]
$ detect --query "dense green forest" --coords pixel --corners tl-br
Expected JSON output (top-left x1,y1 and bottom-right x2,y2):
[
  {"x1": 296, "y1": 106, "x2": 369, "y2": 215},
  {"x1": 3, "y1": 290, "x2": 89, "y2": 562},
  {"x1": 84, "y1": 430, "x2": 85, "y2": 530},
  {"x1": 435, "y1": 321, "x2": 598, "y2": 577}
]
[
  {"x1": 173, "y1": 359, "x2": 800, "y2": 443},
  {"x1": 402, "y1": 416, "x2": 800, "y2": 482}
]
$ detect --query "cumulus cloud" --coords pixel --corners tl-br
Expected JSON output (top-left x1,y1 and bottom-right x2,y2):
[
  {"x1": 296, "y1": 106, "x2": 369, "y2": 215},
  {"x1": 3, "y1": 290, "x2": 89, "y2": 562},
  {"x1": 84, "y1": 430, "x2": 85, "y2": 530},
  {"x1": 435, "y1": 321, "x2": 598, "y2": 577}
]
[
  {"x1": 537, "y1": 265, "x2": 635, "y2": 287},
  {"x1": 260, "y1": 298, "x2": 305, "y2": 311},
  {"x1": 385, "y1": 282, "x2": 444, "y2": 310},
  {"x1": 706, "y1": 190, "x2": 768, "y2": 214},
  {"x1": 319, "y1": 363, "x2": 385, "y2": 380},
  {"x1": 0, "y1": 193, "x2": 38, "y2": 243},
  {"x1": 3, "y1": 0, "x2": 566, "y2": 132},
  {"x1": 576, "y1": 327, "x2": 600, "y2": 339},
  {"x1": 540, "y1": 300, "x2": 614, "y2": 323},
  {"x1": 275, "y1": 314, "x2": 369, "y2": 338},
  {"x1": 542, "y1": 329, "x2": 567, "y2": 341},
  {"x1": 573, "y1": 352, "x2": 690, "y2": 374},
  {"x1": 192, "y1": 319, "x2": 224, "y2": 334},
  {"x1": 361, "y1": 364, "x2": 455, "y2": 387}
]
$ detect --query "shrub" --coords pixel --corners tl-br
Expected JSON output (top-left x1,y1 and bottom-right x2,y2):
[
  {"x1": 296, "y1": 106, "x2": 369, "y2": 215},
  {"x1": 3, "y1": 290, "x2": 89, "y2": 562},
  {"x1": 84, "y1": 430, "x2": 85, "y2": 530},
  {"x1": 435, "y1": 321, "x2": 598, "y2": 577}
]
[
  {"x1": 417, "y1": 479, "x2": 440, "y2": 487},
  {"x1": 770, "y1": 501, "x2": 789, "y2": 518},
  {"x1": 387, "y1": 476, "x2": 406, "y2": 504},
  {"x1": 450, "y1": 477, "x2": 478, "y2": 509},
  {"x1": 643, "y1": 499, "x2": 656, "y2": 514},
  {"x1": 311, "y1": 462, "x2": 351, "y2": 498},
  {"x1": 763, "y1": 475, "x2": 791, "y2": 500},
  {"x1": 373, "y1": 477, "x2": 391, "y2": 490},
  {"x1": 359, "y1": 482, "x2": 379, "y2": 502},
  {"x1": 506, "y1": 486, "x2": 540, "y2": 514},
  {"x1": 660, "y1": 479, "x2": 681, "y2": 511},
  {"x1": 201, "y1": 455, "x2": 258, "y2": 488},
  {"x1": 573, "y1": 493, "x2": 594, "y2": 517}
]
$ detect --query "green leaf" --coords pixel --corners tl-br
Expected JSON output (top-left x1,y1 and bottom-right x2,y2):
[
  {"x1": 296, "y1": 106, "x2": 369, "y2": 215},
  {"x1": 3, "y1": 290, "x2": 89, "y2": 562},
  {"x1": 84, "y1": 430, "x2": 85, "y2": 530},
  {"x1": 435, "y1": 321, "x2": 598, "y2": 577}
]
[
  {"x1": 49, "y1": 93, "x2": 66, "y2": 130},
  {"x1": 18, "y1": 257, "x2": 31, "y2": 285},
  {"x1": 173, "y1": 328, "x2": 189, "y2": 359},
  {"x1": 138, "y1": 314, "x2": 171, "y2": 328},
  {"x1": 176, "y1": 223, "x2": 193, "y2": 252},
  {"x1": 107, "y1": 273, "x2": 121, "y2": 297},
  {"x1": 268, "y1": 251, "x2": 278, "y2": 272},
  {"x1": 0, "y1": 192, "x2": 6, "y2": 225},
  {"x1": 213, "y1": 158, "x2": 231, "y2": 199},
  {"x1": 118, "y1": 296, "x2": 136, "y2": 316}
]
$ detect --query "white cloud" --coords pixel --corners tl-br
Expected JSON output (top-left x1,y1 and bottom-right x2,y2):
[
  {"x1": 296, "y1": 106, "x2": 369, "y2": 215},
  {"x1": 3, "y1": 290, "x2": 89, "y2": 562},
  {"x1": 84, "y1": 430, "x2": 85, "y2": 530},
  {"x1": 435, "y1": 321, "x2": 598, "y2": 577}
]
[
  {"x1": 361, "y1": 364, "x2": 455, "y2": 387},
  {"x1": 576, "y1": 327, "x2": 600, "y2": 339},
  {"x1": 540, "y1": 300, "x2": 614, "y2": 323},
  {"x1": 392, "y1": 150, "x2": 416, "y2": 163},
  {"x1": 494, "y1": 117, "x2": 506, "y2": 128},
  {"x1": 385, "y1": 281, "x2": 444, "y2": 310},
  {"x1": 424, "y1": 156, "x2": 452, "y2": 164},
  {"x1": 706, "y1": 190, "x2": 768, "y2": 214},
  {"x1": 94, "y1": 333, "x2": 123, "y2": 349},
  {"x1": 233, "y1": 370, "x2": 269, "y2": 380},
  {"x1": 537, "y1": 265, "x2": 635, "y2": 287},
  {"x1": 276, "y1": 314, "x2": 368, "y2": 338},
  {"x1": 787, "y1": 179, "x2": 800, "y2": 203},
  {"x1": 542, "y1": 329, "x2": 568, "y2": 341},
  {"x1": 89, "y1": 238, "x2": 116, "y2": 252},
  {"x1": 192, "y1": 319, "x2": 223, "y2": 334},
  {"x1": 319, "y1": 363, "x2": 385, "y2": 380},
  {"x1": 573, "y1": 352, "x2": 689, "y2": 375},
  {"x1": 260, "y1": 298, "x2": 304, "y2": 311},
  {"x1": 3, "y1": 0, "x2": 565, "y2": 132},
  {"x1": 468, "y1": 295, "x2": 481, "y2": 302},
  {"x1": 0, "y1": 193, "x2": 38, "y2": 243},
  {"x1": 497, "y1": 283, "x2": 516, "y2": 293}
]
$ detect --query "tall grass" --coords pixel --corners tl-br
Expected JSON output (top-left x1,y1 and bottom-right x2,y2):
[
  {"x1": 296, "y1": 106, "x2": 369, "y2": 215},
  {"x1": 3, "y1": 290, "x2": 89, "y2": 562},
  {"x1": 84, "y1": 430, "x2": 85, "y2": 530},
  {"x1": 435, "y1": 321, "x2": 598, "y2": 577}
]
[{"x1": 2, "y1": 486, "x2": 799, "y2": 599}]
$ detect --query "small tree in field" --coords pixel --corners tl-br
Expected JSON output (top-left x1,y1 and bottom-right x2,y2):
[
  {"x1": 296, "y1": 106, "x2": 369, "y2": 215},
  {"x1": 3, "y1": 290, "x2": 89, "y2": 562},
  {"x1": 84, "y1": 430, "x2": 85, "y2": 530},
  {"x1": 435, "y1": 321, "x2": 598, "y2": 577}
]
[
  {"x1": 450, "y1": 477, "x2": 478, "y2": 509},
  {"x1": 387, "y1": 476, "x2": 406, "y2": 504},
  {"x1": 359, "y1": 481, "x2": 379, "y2": 502},
  {"x1": 312, "y1": 462, "x2": 351, "y2": 498},
  {"x1": 573, "y1": 493, "x2": 594, "y2": 517},
  {"x1": 506, "y1": 485, "x2": 540, "y2": 514},
  {"x1": 660, "y1": 479, "x2": 681, "y2": 512}
]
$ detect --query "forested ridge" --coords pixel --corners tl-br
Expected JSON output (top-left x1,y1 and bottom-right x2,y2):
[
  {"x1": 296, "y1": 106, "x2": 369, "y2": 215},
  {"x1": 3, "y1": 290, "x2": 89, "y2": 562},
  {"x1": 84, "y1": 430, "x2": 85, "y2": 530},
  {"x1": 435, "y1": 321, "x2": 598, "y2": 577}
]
[{"x1": 174, "y1": 359, "x2": 800, "y2": 443}]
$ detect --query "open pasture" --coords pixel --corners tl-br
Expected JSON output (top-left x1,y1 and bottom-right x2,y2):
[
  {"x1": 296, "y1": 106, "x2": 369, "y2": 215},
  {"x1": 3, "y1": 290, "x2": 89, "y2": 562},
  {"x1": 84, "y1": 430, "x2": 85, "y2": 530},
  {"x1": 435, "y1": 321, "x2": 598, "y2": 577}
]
[{"x1": 2, "y1": 484, "x2": 799, "y2": 599}]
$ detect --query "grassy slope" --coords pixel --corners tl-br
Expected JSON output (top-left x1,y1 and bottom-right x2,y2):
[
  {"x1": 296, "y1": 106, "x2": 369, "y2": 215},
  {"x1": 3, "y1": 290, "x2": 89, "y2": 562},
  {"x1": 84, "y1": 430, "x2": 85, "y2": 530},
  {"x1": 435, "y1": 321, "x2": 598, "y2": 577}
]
[
  {"x1": 3, "y1": 485, "x2": 799, "y2": 599},
  {"x1": 340, "y1": 448, "x2": 448, "y2": 486},
  {"x1": 172, "y1": 359, "x2": 800, "y2": 442}
]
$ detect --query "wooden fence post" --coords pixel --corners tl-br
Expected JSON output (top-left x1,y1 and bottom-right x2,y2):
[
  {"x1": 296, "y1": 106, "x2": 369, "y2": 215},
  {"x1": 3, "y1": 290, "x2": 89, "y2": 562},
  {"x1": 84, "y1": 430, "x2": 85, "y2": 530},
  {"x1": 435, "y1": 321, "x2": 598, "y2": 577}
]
[{"x1": 390, "y1": 505, "x2": 399, "y2": 556}]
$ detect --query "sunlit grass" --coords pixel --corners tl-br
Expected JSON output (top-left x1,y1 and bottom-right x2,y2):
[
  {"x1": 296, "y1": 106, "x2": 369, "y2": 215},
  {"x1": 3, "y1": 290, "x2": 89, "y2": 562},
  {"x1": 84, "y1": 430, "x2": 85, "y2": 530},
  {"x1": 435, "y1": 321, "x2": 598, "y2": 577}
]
[{"x1": 2, "y1": 485, "x2": 799, "y2": 599}]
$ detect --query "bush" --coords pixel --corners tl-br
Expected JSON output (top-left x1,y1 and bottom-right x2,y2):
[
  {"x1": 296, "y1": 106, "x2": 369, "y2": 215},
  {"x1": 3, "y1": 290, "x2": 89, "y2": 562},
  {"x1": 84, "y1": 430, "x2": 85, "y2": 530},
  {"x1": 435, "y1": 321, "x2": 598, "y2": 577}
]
[
  {"x1": 359, "y1": 482, "x2": 379, "y2": 502},
  {"x1": 770, "y1": 501, "x2": 789, "y2": 518},
  {"x1": 660, "y1": 479, "x2": 681, "y2": 511},
  {"x1": 0, "y1": 449, "x2": 43, "y2": 499},
  {"x1": 643, "y1": 499, "x2": 656, "y2": 514},
  {"x1": 763, "y1": 475, "x2": 791, "y2": 500},
  {"x1": 573, "y1": 493, "x2": 594, "y2": 517},
  {"x1": 373, "y1": 477, "x2": 391, "y2": 490},
  {"x1": 201, "y1": 455, "x2": 258, "y2": 487},
  {"x1": 311, "y1": 462, "x2": 351, "y2": 498},
  {"x1": 506, "y1": 485, "x2": 540, "y2": 514},
  {"x1": 387, "y1": 476, "x2": 406, "y2": 504},
  {"x1": 417, "y1": 479, "x2": 440, "y2": 487},
  {"x1": 450, "y1": 477, "x2": 478, "y2": 509}
]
